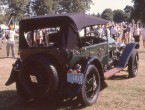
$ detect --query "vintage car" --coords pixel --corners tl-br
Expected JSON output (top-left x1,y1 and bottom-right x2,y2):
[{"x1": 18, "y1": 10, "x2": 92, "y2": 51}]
[{"x1": 6, "y1": 13, "x2": 139, "y2": 106}]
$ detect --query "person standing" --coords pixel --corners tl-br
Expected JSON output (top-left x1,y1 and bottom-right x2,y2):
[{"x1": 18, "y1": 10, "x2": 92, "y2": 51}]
[
  {"x1": 133, "y1": 24, "x2": 141, "y2": 43},
  {"x1": 141, "y1": 25, "x2": 145, "y2": 51},
  {"x1": 94, "y1": 25, "x2": 103, "y2": 37},
  {"x1": 0, "y1": 27, "x2": 3, "y2": 49},
  {"x1": 103, "y1": 25, "x2": 110, "y2": 37},
  {"x1": 6, "y1": 25, "x2": 17, "y2": 58},
  {"x1": 110, "y1": 25, "x2": 117, "y2": 40},
  {"x1": 121, "y1": 24, "x2": 127, "y2": 44},
  {"x1": 116, "y1": 24, "x2": 122, "y2": 42},
  {"x1": 126, "y1": 24, "x2": 131, "y2": 43}
]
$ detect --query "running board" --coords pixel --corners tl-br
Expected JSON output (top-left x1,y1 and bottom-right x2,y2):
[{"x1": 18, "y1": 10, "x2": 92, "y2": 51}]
[{"x1": 104, "y1": 67, "x2": 123, "y2": 79}]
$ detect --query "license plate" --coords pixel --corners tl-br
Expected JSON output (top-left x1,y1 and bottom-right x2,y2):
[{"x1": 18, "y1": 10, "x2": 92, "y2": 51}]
[{"x1": 67, "y1": 73, "x2": 84, "y2": 84}]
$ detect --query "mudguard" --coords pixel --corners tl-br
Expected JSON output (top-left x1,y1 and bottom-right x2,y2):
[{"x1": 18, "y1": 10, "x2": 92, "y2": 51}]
[
  {"x1": 67, "y1": 56, "x2": 103, "y2": 95},
  {"x1": 5, "y1": 59, "x2": 21, "y2": 86},
  {"x1": 104, "y1": 42, "x2": 138, "y2": 79},
  {"x1": 82, "y1": 56, "x2": 104, "y2": 79},
  {"x1": 116, "y1": 42, "x2": 138, "y2": 68}
]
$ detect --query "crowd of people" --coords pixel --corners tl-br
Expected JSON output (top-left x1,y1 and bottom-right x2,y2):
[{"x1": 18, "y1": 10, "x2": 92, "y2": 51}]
[
  {"x1": 0, "y1": 20, "x2": 145, "y2": 59},
  {"x1": 88, "y1": 21, "x2": 145, "y2": 51}
]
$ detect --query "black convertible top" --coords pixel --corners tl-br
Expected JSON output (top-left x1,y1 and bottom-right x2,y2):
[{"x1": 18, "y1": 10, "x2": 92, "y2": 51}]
[
  {"x1": 19, "y1": 13, "x2": 109, "y2": 49},
  {"x1": 20, "y1": 13, "x2": 109, "y2": 32}
]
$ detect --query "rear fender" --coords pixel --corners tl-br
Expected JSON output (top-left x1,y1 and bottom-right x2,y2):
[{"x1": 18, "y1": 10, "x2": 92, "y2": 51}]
[
  {"x1": 82, "y1": 56, "x2": 104, "y2": 80},
  {"x1": 67, "y1": 57, "x2": 104, "y2": 95},
  {"x1": 5, "y1": 59, "x2": 21, "y2": 86}
]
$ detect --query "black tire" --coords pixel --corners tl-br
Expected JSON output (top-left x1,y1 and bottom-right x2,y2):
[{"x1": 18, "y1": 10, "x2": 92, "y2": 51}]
[
  {"x1": 78, "y1": 65, "x2": 100, "y2": 106},
  {"x1": 128, "y1": 49, "x2": 139, "y2": 78},
  {"x1": 16, "y1": 56, "x2": 58, "y2": 101},
  {"x1": 16, "y1": 80, "x2": 34, "y2": 101}
]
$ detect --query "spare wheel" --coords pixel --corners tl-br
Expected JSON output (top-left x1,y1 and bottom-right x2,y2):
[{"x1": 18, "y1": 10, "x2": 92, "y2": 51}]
[{"x1": 16, "y1": 56, "x2": 58, "y2": 101}]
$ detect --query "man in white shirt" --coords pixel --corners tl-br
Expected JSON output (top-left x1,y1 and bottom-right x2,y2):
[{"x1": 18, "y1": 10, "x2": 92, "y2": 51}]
[
  {"x1": 103, "y1": 25, "x2": 110, "y2": 37},
  {"x1": 110, "y1": 25, "x2": 117, "y2": 40},
  {"x1": 6, "y1": 25, "x2": 17, "y2": 58},
  {"x1": 94, "y1": 25, "x2": 103, "y2": 37},
  {"x1": 133, "y1": 25, "x2": 141, "y2": 43}
]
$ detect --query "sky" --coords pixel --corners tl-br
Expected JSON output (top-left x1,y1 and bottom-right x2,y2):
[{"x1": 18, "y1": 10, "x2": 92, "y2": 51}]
[{"x1": 88, "y1": 0, "x2": 133, "y2": 14}]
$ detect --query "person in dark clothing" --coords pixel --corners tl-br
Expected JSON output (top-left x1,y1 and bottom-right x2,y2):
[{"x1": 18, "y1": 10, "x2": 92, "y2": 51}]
[{"x1": 121, "y1": 25, "x2": 127, "y2": 44}]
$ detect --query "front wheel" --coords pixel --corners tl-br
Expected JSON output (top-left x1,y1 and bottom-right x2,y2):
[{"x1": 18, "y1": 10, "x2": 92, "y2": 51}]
[
  {"x1": 128, "y1": 49, "x2": 139, "y2": 78},
  {"x1": 78, "y1": 65, "x2": 100, "y2": 106}
]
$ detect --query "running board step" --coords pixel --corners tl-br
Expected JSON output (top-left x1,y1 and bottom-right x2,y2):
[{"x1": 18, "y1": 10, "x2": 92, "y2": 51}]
[{"x1": 104, "y1": 67, "x2": 123, "y2": 79}]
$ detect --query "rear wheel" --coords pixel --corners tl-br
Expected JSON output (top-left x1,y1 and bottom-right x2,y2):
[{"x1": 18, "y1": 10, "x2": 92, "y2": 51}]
[
  {"x1": 128, "y1": 49, "x2": 139, "y2": 78},
  {"x1": 78, "y1": 65, "x2": 100, "y2": 106},
  {"x1": 16, "y1": 56, "x2": 58, "y2": 101}
]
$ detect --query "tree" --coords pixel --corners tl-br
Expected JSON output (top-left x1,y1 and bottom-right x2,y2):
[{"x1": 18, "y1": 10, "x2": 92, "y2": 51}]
[
  {"x1": 26, "y1": 0, "x2": 57, "y2": 17},
  {"x1": 1, "y1": 0, "x2": 93, "y2": 21},
  {"x1": 30, "y1": 0, "x2": 48, "y2": 16},
  {"x1": 124, "y1": 5, "x2": 134, "y2": 13},
  {"x1": 56, "y1": 0, "x2": 93, "y2": 13},
  {"x1": 113, "y1": 9, "x2": 127, "y2": 23},
  {"x1": 132, "y1": 0, "x2": 145, "y2": 23},
  {"x1": 101, "y1": 8, "x2": 114, "y2": 21},
  {"x1": 44, "y1": 0, "x2": 57, "y2": 14},
  {"x1": 25, "y1": 0, "x2": 93, "y2": 17},
  {"x1": 0, "y1": 15, "x2": 5, "y2": 23},
  {"x1": 0, "y1": 0, "x2": 8, "y2": 5},
  {"x1": 97, "y1": 13, "x2": 101, "y2": 18},
  {"x1": 6, "y1": 0, "x2": 29, "y2": 21},
  {"x1": 124, "y1": 5, "x2": 134, "y2": 22}
]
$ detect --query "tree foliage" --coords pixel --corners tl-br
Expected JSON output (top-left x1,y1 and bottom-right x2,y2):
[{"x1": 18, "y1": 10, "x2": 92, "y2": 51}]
[
  {"x1": 0, "y1": 15, "x2": 5, "y2": 23},
  {"x1": 56, "y1": 0, "x2": 93, "y2": 13},
  {"x1": 101, "y1": 8, "x2": 114, "y2": 21},
  {"x1": 0, "y1": 0, "x2": 92, "y2": 21},
  {"x1": 124, "y1": 5, "x2": 134, "y2": 13},
  {"x1": 6, "y1": 0, "x2": 29, "y2": 20},
  {"x1": 30, "y1": 0, "x2": 48, "y2": 16},
  {"x1": 26, "y1": 0, "x2": 57, "y2": 17},
  {"x1": 124, "y1": 5, "x2": 134, "y2": 22},
  {"x1": 132, "y1": 0, "x2": 145, "y2": 23},
  {"x1": 113, "y1": 9, "x2": 127, "y2": 23}
]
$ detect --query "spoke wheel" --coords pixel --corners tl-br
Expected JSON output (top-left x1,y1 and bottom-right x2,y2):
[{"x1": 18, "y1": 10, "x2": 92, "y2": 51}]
[
  {"x1": 16, "y1": 56, "x2": 58, "y2": 101},
  {"x1": 78, "y1": 65, "x2": 100, "y2": 106},
  {"x1": 128, "y1": 49, "x2": 139, "y2": 78}
]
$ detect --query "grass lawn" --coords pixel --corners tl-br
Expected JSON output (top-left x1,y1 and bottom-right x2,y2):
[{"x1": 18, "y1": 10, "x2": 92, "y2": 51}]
[{"x1": 0, "y1": 39, "x2": 145, "y2": 110}]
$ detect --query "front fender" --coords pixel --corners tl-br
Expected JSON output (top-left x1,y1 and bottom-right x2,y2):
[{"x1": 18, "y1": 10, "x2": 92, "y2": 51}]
[
  {"x1": 116, "y1": 42, "x2": 138, "y2": 68},
  {"x1": 5, "y1": 59, "x2": 21, "y2": 86}
]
